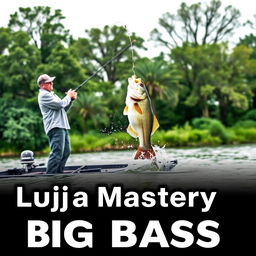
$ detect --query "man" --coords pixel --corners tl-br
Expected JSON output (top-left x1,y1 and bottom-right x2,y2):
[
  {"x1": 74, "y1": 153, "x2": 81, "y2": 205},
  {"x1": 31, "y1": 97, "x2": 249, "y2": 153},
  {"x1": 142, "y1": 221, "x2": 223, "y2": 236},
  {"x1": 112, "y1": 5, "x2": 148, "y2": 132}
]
[{"x1": 37, "y1": 74, "x2": 77, "y2": 174}]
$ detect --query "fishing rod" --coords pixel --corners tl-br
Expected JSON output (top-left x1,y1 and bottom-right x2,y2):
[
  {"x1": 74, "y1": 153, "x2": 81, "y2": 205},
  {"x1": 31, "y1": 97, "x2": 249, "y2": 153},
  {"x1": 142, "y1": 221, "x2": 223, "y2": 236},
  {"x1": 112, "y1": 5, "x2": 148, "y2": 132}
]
[{"x1": 74, "y1": 40, "x2": 136, "y2": 92}]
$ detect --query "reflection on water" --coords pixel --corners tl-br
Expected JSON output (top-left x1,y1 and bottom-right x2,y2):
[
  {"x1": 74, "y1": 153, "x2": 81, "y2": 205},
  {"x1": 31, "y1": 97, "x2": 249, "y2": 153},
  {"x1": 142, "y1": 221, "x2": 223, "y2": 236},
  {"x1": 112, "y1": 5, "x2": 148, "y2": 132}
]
[{"x1": 0, "y1": 144, "x2": 255, "y2": 192}]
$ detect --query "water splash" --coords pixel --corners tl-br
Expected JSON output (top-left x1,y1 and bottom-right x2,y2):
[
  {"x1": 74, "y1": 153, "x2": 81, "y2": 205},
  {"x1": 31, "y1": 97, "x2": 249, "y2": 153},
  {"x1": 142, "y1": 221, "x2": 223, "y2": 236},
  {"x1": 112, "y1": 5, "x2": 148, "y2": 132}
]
[
  {"x1": 125, "y1": 145, "x2": 177, "y2": 172},
  {"x1": 153, "y1": 145, "x2": 177, "y2": 171}
]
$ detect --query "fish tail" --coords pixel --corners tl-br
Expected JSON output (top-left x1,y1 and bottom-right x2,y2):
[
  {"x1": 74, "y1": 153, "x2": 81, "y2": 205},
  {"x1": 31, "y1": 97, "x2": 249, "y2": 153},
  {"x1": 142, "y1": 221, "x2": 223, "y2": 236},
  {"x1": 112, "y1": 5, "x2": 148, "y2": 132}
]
[{"x1": 134, "y1": 146, "x2": 155, "y2": 160}]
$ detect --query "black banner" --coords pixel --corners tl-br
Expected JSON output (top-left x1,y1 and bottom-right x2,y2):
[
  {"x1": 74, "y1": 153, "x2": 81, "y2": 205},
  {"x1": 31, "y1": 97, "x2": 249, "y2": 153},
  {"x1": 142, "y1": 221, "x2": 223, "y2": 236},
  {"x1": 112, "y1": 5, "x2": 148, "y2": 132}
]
[{"x1": 0, "y1": 169, "x2": 255, "y2": 254}]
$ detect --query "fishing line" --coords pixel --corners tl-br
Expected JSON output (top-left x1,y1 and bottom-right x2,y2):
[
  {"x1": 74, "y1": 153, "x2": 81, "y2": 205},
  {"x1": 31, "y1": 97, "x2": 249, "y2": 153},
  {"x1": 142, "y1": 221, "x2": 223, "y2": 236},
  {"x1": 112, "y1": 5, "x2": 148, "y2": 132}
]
[
  {"x1": 123, "y1": 24, "x2": 136, "y2": 76},
  {"x1": 115, "y1": 22, "x2": 136, "y2": 77}
]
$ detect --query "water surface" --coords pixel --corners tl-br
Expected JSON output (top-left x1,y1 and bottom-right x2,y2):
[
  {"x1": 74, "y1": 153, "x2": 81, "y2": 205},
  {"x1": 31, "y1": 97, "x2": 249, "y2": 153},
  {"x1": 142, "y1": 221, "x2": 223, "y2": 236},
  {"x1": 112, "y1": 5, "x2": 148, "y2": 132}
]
[{"x1": 0, "y1": 144, "x2": 255, "y2": 193}]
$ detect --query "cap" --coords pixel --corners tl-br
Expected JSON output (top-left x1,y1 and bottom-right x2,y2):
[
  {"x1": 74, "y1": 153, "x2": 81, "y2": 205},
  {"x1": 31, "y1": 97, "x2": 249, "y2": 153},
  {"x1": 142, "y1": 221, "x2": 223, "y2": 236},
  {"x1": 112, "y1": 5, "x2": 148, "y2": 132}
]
[{"x1": 37, "y1": 74, "x2": 56, "y2": 86}]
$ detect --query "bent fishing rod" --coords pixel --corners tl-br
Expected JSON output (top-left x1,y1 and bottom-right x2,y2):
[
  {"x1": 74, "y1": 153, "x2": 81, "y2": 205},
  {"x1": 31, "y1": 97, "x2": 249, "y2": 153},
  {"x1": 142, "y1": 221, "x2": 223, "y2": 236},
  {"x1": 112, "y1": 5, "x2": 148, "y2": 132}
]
[{"x1": 74, "y1": 40, "x2": 136, "y2": 92}]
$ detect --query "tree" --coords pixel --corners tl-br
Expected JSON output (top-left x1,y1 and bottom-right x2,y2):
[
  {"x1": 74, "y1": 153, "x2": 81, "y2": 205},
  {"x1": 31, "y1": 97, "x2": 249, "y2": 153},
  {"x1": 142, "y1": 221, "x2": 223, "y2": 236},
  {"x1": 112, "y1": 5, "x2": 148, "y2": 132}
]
[
  {"x1": 70, "y1": 25, "x2": 145, "y2": 84},
  {"x1": 0, "y1": 98, "x2": 47, "y2": 151},
  {"x1": 70, "y1": 92, "x2": 109, "y2": 132},
  {"x1": 135, "y1": 58, "x2": 181, "y2": 108},
  {"x1": 239, "y1": 34, "x2": 256, "y2": 59},
  {"x1": 245, "y1": 14, "x2": 256, "y2": 31},
  {"x1": 8, "y1": 6, "x2": 70, "y2": 63},
  {"x1": 171, "y1": 43, "x2": 253, "y2": 124},
  {"x1": 35, "y1": 43, "x2": 87, "y2": 94},
  {"x1": 3, "y1": 108, "x2": 47, "y2": 150},
  {"x1": 0, "y1": 27, "x2": 12, "y2": 96},
  {"x1": 151, "y1": 0, "x2": 240, "y2": 49},
  {"x1": 0, "y1": 31, "x2": 41, "y2": 98},
  {"x1": 0, "y1": 27, "x2": 11, "y2": 54},
  {"x1": 239, "y1": 34, "x2": 256, "y2": 108}
]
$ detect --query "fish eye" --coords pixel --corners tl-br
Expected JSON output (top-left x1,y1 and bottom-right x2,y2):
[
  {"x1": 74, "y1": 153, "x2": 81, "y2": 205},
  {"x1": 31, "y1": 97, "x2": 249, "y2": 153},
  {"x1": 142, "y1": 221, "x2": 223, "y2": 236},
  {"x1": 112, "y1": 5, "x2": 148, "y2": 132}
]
[{"x1": 139, "y1": 83, "x2": 144, "y2": 87}]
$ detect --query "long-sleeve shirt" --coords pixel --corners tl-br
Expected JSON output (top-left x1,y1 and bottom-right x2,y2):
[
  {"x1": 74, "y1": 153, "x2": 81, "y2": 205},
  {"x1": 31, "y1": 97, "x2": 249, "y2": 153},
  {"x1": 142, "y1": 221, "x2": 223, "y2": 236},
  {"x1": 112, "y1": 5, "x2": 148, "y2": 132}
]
[{"x1": 38, "y1": 89, "x2": 73, "y2": 134}]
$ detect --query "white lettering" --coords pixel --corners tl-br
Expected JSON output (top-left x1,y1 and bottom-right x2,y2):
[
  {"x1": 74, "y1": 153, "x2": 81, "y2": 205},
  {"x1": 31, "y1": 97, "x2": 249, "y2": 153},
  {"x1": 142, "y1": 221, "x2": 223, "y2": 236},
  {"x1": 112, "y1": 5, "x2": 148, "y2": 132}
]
[
  {"x1": 112, "y1": 220, "x2": 137, "y2": 247},
  {"x1": 27, "y1": 220, "x2": 49, "y2": 247},
  {"x1": 64, "y1": 220, "x2": 93, "y2": 248},
  {"x1": 171, "y1": 220, "x2": 194, "y2": 248},
  {"x1": 73, "y1": 191, "x2": 88, "y2": 207},
  {"x1": 197, "y1": 220, "x2": 220, "y2": 248},
  {"x1": 17, "y1": 186, "x2": 32, "y2": 207},
  {"x1": 201, "y1": 192, "x2": 217, "y2": 212},
  {"x1": 139, "y1": 221, "x2": 169, "y2": 247},
  {"x1": 98, "y1": 187, "x2": 121, "y2": 207}
]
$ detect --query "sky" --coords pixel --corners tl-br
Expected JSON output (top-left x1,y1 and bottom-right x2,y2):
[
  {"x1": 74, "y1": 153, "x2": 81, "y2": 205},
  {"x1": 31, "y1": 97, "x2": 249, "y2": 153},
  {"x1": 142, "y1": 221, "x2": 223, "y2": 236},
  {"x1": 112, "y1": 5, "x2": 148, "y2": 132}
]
[{"x1": 1, "y1": 0, "x2": 256, "y2": 57}]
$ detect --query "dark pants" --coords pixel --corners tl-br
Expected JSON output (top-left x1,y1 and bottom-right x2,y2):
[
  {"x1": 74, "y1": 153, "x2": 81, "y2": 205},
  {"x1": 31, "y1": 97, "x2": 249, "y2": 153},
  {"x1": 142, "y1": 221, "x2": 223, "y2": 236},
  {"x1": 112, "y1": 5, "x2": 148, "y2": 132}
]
[{"x1": 46, "y1": 128, "x2": 70, "y2": 174}]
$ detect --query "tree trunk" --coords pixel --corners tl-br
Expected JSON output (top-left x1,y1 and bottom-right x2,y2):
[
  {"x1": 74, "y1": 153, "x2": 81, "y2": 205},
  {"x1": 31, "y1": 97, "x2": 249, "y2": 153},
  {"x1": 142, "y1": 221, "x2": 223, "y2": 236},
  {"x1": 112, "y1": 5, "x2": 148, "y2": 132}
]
[
  {"x1": 201, "y1": 96, "x2": 209, "y2": 118},
  {"x1": 252, "y1": 89, "x2": 256, "y2": 109},
  {"x1": 202, "y1": 105, "x2": 209, "y2": 118},
  {"x1": 218, "y1": 95, "x2": 229, "y2": 125}
]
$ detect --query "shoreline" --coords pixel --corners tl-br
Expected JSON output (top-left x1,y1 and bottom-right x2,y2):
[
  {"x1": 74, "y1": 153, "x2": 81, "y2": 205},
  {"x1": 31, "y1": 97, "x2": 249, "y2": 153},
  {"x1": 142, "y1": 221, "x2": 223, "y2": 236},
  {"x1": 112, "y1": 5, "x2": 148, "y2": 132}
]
[
  {"x1": 1, "y1": 141, "x2": 255, "y2": 158},
  {"x1": 1, "y1": 125, "x2": 256, "y2": 158}
]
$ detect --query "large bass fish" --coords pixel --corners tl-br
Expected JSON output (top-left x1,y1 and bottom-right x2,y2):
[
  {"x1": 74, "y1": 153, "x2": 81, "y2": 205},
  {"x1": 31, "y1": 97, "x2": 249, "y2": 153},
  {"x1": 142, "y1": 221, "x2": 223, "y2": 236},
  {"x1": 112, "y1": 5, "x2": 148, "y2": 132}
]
[{"x1": 123, "y1": 75, "x2": 159, "y2": 159}]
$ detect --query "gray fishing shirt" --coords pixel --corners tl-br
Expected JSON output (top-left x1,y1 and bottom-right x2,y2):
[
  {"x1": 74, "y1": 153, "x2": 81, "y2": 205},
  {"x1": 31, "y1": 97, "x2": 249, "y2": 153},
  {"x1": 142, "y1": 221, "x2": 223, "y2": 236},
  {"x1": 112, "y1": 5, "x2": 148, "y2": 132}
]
[{"x1": 38, "y1": 89, "x2": 73, "y2": 134}]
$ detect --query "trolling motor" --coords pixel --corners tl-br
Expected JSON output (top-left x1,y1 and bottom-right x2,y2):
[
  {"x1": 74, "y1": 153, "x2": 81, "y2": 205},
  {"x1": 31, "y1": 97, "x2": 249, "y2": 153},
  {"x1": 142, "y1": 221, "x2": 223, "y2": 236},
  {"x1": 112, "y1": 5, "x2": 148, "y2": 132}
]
[
  {"x1": 20, "y1": 150, "x2": 35, "y2": 172},
  {"x1": 0, "y1": 150, "x2": 45, "y2": 176},
  {"x1": 20, "y1": 150, "x2": 44, "y2": 172}
]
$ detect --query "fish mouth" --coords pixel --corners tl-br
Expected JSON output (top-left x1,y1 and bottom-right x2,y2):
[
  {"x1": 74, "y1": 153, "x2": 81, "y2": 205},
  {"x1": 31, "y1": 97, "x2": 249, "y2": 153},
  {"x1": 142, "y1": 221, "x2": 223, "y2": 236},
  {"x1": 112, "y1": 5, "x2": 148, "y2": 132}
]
[{"x1": 130, "y1": 96, "x2": 144, "y2": 102}]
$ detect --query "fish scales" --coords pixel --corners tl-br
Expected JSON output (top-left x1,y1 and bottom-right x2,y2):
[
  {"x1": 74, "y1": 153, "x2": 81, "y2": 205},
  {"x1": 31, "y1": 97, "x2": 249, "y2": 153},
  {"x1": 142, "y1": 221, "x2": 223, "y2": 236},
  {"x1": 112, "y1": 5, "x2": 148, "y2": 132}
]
[{"x1": 124, "y1": 75, "x2": 159, "y2": 159}]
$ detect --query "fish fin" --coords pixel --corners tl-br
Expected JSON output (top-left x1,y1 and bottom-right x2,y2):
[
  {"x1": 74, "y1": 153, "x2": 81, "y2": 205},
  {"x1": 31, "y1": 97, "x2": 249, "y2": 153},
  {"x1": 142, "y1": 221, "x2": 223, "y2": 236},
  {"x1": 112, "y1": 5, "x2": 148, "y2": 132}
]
[
  {"x1": 134, "y1": 103, "x2": 143, "y2": 114},
  {"x1": 134, "y1": 147, "x2": 156, "y2": 160},
  {"x1": 151, "y1": 115, "x2": 160, "y2": 135},
  {"x1": 127, "y1": 125, "x2": 138, "y2": 138},
  {"x1": 123, "y1": 105, "x2": 128, "y2": 115}
]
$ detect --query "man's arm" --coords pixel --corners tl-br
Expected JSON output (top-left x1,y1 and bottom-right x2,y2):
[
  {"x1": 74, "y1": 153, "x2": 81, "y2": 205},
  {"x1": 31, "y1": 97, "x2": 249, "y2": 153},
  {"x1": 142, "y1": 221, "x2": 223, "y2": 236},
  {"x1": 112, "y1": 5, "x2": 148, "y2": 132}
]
[
  {"x1": 64, "y1": 89, "x2": 77, "y2": 111},
  {"x1": 39, "y1": 91, "x2": 72, "y2": 110},
  {"x1": 64, "y1": 100, "x2": 73, "y2": 112}
]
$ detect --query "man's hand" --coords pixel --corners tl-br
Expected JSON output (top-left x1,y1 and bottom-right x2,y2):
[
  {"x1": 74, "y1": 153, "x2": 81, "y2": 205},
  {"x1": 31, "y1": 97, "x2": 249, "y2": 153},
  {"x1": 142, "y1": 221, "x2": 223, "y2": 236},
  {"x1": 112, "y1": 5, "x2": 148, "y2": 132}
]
[{"x1": 66, "y1": 89, "x2": 78, "y2": 100}]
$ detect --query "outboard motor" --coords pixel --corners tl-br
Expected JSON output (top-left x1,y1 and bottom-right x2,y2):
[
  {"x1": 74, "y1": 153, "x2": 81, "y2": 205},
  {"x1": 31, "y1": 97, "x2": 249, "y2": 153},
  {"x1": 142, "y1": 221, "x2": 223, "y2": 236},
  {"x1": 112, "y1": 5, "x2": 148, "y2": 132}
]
[{"x1": 20, "y1": 150, "x2": 35, "y2": 172}]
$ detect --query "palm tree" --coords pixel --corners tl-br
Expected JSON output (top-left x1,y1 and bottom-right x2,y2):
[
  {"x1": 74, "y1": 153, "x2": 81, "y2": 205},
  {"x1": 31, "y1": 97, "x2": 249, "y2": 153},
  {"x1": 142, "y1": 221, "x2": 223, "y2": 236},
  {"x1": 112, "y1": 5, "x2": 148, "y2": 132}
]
[
  {"x1": 135, "y1": 58, "x2": 181, "y2": 108},
  {"x1": 71, "y1": 92, "x2": 109, "y2": 132}
]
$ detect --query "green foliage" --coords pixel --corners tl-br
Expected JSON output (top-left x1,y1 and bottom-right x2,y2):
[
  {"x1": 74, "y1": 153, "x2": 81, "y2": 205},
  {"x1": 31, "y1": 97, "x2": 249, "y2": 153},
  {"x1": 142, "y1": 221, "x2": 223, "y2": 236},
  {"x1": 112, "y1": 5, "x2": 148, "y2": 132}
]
[
  {"x1": 0, "y1": 31, "x2": 41, "y2": 98},
  {"x1": 2, "y1": 4, "x2": 256, "y2": 155},
  {"x1": 0, "y1": 104, "x2": 47, "y2": 151},
  {"x1": 135, "y1": 58, "x2": 181, "y2": 104},
  {"x1": 8, "y1": 6, "x2": 70, "y2": 63},
  {"x1": 239, "y1": 34, "x2": 256, "y2": 59},
  {"x1": 154, "y1": 98, "x2": 181, "y2": 129},
  {"x1": 208, "y1": 120, "x2": 228, "y2": 142},
  {"x1": 69, "y1": 132, "x2": 134, "y2": 152},
  {"x1": 242, "y1": 109, "x2": 256, "y2": 121},
  {"x1": 70, "y1": 25, "x2": 145, "y2": 84},
  {"x1": 232, "y1": 127, "x2": 256, "y2": 142},
  {"x1": 192, "y1": 118, "x2": 217, "y2": 130},
  {"x1": 70, "y1": 91, "x2": 110, "y2": 132},
  {"x1": 192, "y1": 118, "x2": 228, "y2": 142},
  {"x1": 233, "y1": 120, "x2": 256, "y2": 128},
  {"x1": 36, "y1": 43, "x2": 86, "y2": 93},
  {"x1": 151, "y1": 0, "x2": 240, "y2": 48},
  {"x1": 0, "y1": 27, "x2": 11, "y2": 54},
  {"x1": 171, "y1": 43, "x2": 254, "y2": 123},
  {"x1": 68, "y1": 125, "x2": 256, "y2": 152}
]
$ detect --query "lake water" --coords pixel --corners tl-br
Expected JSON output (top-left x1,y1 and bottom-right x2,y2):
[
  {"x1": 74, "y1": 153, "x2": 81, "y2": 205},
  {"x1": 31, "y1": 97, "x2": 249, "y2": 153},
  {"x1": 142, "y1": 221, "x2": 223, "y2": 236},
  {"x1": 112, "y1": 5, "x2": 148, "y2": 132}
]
[{"x1": 0, "y1": 144, "x2": 255, "y2": 193}]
